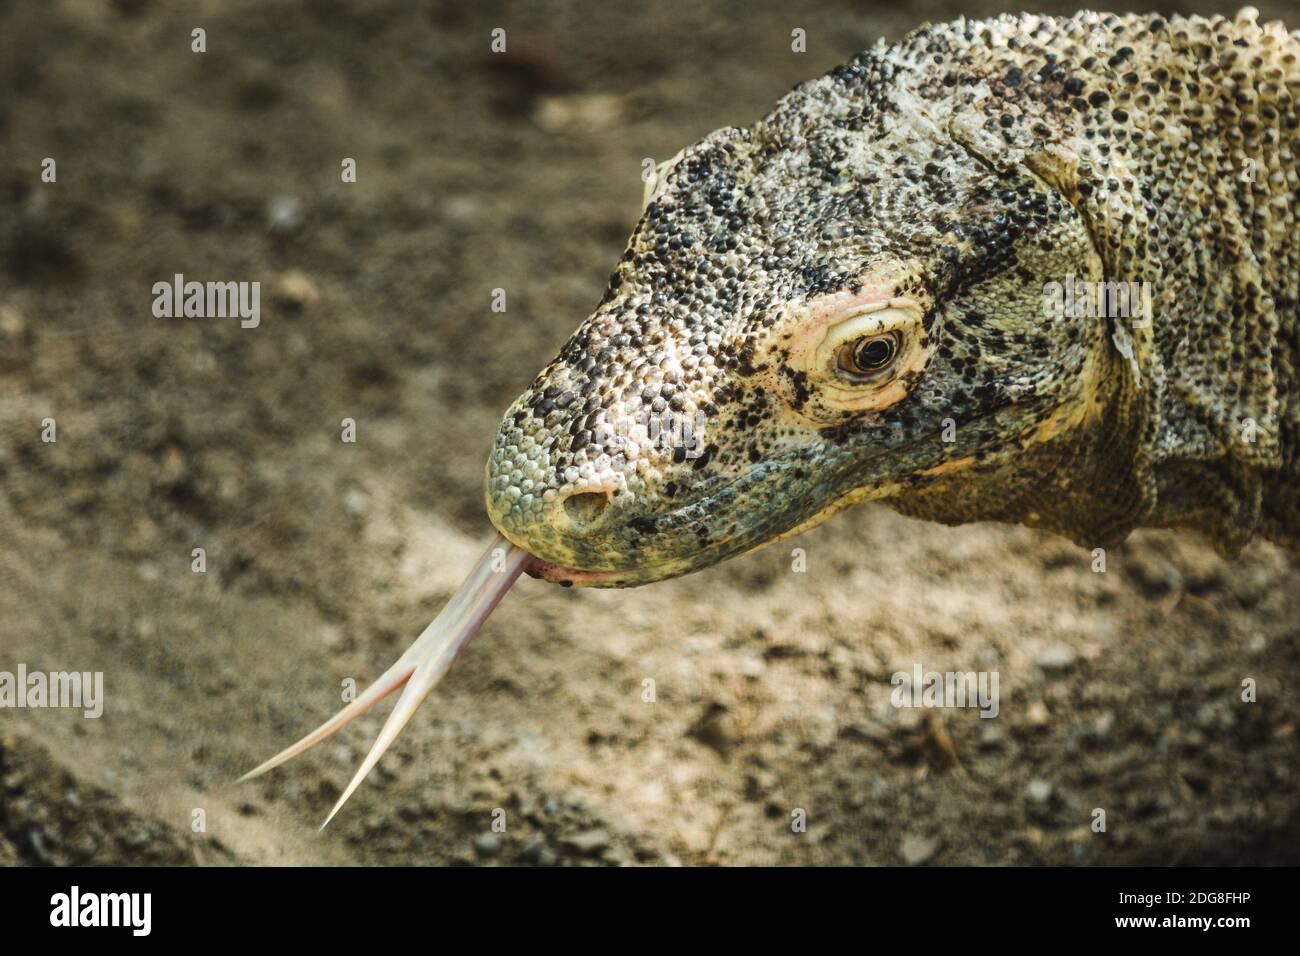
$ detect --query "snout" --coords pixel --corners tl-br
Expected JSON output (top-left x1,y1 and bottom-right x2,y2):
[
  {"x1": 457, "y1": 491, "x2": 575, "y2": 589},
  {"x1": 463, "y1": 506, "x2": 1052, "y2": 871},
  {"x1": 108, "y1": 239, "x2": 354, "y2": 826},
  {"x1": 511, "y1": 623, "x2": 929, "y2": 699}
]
[
  {"x1": 483, "y1": 420, "x2": 634, "y2": 577},
  {"x1": 484, "y1": 397, "x2": 829, "y2": 587},
  {"x1": 484, "y1": 479, "x2": 639, "y2": 586}
]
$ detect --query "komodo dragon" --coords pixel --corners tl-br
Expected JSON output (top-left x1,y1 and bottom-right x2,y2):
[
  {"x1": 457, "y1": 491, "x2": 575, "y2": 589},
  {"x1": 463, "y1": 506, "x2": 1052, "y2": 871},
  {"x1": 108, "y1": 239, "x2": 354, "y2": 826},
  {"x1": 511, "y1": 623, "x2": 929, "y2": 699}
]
[
  {"x1": 488, "y1": 7, "x2": 1300, "y2": 586},
  {"x1": 246, "y1": 8, "x2": 1300, "y2": 821}
]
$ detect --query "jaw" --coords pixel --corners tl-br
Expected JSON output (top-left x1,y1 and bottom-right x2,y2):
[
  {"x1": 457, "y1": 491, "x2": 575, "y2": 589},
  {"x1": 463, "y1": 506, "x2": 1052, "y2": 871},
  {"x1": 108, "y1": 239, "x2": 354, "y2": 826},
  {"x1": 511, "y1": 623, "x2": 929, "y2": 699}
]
[
  {"x1": 522, "y1": 552, "x2": 704, "y2": 588},
  {"x1": 518, "y1": 482, "x2": 902, "y2": 587},
  {"x1": 497, "y1": 507, "x2": 755, "y2": 587},
  {"x1": 488, "y1": 458, "x2": 811, "y2": 587},
  {"x1": 490, "y1": 489, "x2": 778, "y2": 589},
  {"x1": 492, "y1": 452, "x2": 906, "y2": 588},
  {"x1": 513, "y1": 525, "x2": 794, "y2": 588}
]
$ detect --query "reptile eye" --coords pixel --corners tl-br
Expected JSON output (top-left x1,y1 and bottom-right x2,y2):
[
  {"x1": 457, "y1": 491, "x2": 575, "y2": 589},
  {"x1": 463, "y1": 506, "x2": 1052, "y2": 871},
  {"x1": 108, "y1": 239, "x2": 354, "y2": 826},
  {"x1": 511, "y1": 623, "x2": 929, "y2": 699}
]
[
  {"x1": 837, "y1": 332, "x2": 900, "y2": 380},
  {"x1": 781, "y1": 295, "x2": 928, "y2": 418}
]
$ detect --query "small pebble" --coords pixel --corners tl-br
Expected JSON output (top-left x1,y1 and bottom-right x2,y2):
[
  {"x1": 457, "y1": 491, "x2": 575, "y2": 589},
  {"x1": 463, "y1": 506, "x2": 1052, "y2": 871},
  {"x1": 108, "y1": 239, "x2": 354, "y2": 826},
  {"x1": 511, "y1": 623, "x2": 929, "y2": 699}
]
[
  {"x1": 1026, "y1": 700, "x2": 1051, "y2": 727},
  {"x1": 342, "y1": 488, "x2": 369, "y2": 516},
  {"x1": 1026, "y1": 779, "x2": 1053, "y2": 804},
  {"x1": 561, "y1": 829, "x2": 610, "y2": 856},
  {"x1": 27, "y1": 830, "x2": 53, "y2": 865},
  {"x1": 273, "y1": 269, "x2": 320, "y2": 307},
  {"x1": 1035, "y1": 643, "x2": 1077, "y2": 672},
  {"x1": 900, "y1": 833, "x2": 941, "y2": 865},
  {"x1": 265, "y1": 195, "x2": 304, "y2": 233}
]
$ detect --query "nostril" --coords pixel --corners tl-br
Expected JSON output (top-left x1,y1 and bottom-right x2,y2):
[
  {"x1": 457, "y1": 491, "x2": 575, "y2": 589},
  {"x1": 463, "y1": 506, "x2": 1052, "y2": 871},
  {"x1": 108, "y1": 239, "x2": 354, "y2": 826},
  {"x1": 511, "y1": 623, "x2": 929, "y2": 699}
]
[{"x1": 562, "y1": 491, "x2": 611, "y2": 527}]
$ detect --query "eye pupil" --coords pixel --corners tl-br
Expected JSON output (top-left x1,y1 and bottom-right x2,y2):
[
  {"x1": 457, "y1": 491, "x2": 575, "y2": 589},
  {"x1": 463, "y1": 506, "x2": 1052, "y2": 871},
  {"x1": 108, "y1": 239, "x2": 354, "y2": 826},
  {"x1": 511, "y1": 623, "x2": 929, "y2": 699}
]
[
  {"x1": 832, "y1": 330, "x2": 904, "y2": 383},
  {"x1": 841, "y1": 333, "x2": 900, "y2": 379},
  {"x1": 854, "y1": 337, "x2": 894, "y2": 370}
]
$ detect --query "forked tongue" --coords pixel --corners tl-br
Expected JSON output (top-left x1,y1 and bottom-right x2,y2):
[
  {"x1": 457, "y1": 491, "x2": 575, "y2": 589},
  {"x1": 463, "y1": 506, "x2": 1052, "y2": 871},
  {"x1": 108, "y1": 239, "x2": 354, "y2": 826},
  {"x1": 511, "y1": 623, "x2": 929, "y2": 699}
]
[{"x1": 238, "y1": 533, "x2": 531, "y2": 829}]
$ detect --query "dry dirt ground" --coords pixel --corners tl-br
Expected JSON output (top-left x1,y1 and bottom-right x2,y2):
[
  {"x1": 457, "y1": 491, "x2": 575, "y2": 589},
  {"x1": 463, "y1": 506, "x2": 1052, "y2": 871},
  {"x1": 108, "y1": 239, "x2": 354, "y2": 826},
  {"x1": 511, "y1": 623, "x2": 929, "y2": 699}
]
[{"x1": 2, "y1": 0, "x2": 1299, "y2": 866}]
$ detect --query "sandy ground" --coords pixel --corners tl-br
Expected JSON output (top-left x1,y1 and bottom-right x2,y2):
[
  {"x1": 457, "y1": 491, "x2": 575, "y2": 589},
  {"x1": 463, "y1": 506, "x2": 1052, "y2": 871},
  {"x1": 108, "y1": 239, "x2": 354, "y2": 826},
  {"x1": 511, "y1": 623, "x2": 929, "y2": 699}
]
[{"x1": 2, "y1": 0, "x2": 1299, "y2": 866}]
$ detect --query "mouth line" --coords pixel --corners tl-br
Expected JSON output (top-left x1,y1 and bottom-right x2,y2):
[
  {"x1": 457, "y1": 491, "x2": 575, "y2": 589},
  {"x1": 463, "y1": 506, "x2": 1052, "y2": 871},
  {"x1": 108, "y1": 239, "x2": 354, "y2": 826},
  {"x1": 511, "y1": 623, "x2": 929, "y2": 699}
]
[
  {"x1": 520, "y1": 512, "x2": 743, "y2": 586},
  {"x1": 524, "y1": 542, "x2": 734, "y2": 586},
  {"x1": 525, "y1": 557, "x2": 644, "y2": 586},
  {"x1": 510, "y1": 462, "x2": 794, "y2": 586}
]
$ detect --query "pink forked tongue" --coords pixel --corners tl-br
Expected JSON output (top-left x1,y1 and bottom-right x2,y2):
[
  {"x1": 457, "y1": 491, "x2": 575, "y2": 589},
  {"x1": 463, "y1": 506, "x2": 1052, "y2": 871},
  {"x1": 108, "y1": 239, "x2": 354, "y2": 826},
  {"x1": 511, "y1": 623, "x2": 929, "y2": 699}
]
[{"x1": 238, "y1": 533, "x2": 531, "y2": 829}]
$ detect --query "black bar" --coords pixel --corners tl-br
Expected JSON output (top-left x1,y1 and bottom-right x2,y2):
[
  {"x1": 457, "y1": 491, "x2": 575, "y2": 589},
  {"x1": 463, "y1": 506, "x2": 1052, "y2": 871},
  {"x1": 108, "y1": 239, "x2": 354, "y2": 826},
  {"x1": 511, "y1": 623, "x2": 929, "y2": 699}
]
[{"x1": 0, "y1": 865, "x2": 1284, "y2": 942}]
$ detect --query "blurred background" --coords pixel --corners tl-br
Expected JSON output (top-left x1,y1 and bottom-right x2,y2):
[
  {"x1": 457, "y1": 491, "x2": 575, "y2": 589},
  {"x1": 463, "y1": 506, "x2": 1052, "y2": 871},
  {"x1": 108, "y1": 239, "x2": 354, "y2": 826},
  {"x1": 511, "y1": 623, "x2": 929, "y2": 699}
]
[{"x1": 1, "y1": 0, "x2": 1298, "y2": 865}]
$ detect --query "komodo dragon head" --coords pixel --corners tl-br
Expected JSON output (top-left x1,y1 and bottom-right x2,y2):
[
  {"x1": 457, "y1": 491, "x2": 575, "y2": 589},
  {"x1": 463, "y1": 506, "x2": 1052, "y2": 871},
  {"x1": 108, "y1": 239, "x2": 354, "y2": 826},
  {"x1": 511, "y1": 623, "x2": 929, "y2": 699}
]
[{"x1": 486, "y1": 21, "x2": 1160, "y2": 587}]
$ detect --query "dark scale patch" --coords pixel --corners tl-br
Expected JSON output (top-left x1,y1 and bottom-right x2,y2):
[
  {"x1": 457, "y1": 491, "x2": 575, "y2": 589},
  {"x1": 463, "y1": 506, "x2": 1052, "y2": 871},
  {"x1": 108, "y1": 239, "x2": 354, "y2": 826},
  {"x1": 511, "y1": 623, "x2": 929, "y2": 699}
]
[
  {"x1": 787, "y1": 369, "x2": 811, "y2": 411},
  {"x1": 628, "y1": 515, "x2": 659, "y2": 535}
]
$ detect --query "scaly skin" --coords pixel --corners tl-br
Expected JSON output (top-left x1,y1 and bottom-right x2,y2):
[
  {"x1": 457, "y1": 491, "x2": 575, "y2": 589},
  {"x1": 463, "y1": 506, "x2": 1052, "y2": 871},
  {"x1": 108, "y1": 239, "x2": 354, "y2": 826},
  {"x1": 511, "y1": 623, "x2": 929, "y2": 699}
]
[{"x1": 485, "y1": 8, "x2": 1300, "y2": 587}]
